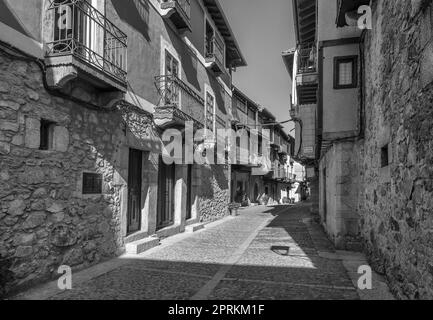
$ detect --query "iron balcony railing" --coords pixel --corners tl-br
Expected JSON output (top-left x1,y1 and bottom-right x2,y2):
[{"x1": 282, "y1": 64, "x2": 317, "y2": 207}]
[
  {"x1": 154, "y1": 75, "x2": 205, "y2": 124},
  {"x1": 161, "y1": 0, "x2": 191, "y2": 20},
  {"x1": 47, "y1": 0, "x2": 128, "y2": 84},
  {"x1": 298, "y1": 43, "x2": 317, "y2": 74},
  {"x1": 206, "y1": 34, "x2": 224, "y2": 68}
]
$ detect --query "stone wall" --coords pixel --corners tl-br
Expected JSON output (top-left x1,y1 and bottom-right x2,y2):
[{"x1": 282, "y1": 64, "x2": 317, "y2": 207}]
[
  {"x1": 198, "y1": 165, "x2": 230, "y2": 223},
  {"x1": 0, "y1": 51, "x2": 156, "y2": 297},
  {"x1": 319, "y1": 141, "x2": 362, "y2": 251},
  {"x1": 359, "y1": 0, "x2": 433, "y2": 299}
]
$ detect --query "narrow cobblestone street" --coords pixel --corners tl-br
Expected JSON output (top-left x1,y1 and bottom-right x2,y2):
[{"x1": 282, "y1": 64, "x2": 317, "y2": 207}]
[{"x1": 15, "y1": 204, "x2": 393, "y2": 300}]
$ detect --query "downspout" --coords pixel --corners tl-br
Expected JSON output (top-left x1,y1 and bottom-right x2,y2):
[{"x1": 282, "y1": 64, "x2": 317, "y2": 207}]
[{"x1": 358, "y1": 29, "x2": 367, "y2": 139}]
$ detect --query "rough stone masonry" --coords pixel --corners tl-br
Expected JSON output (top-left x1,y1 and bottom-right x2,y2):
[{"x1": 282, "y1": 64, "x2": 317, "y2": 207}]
[
  {"x1": 0, "y1": 50, "x2": 155, "y2": 296},
  {"x1": 0, "y1": 46, "x2": 231, "y2": 297},
  {"x1": 359, "y1": 0, "x2": 433, "y2": 299}
]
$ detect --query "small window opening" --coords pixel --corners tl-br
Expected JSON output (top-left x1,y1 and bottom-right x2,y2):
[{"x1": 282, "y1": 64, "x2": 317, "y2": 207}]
[
  {"x1": 82, "y1": 172, "x2": 103, "y2": 194},
  {"x1": 40, "y1": 119, "x2": 55, "y2": 150},
  {"x1": 381, "y1": 144, "x2": 389, "y2": 168}
]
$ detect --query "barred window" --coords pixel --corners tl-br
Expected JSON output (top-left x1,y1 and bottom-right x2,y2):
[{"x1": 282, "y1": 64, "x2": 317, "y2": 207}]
[
  {"x1": 82, "y1": 173, "x2": 103, "y2": 194},
  {"x1": 206, "y1": 91, "x2": 215, "y2": 131}
]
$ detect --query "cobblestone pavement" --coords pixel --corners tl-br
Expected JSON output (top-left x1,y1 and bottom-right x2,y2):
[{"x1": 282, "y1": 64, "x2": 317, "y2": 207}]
[{"x1": 18, "y1": 204, "x2": 389, "y2": 300}]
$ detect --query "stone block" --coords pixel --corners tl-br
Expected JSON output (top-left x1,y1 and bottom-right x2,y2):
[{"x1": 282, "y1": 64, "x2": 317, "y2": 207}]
[
  {"x1": 24, "y1": 117, "x2": 40, "y2": 149},
  {"x1": 0, "y1": 120, "x2": 19, "y2": 132},
  {"x1": 8, "y1": 199, "x2": 26, "y2": 216},
  {"x1": 0, "y1": 100, "x2": 19, "y2": 111},
  {"x1": 53, "y1": 126, "x2": 69, "y2": 152},
  {"x1": 125, "y1": 237, "x2": 160, "y2": 255},
  {"x1": 421, "y1": 42, "x2": 433, "y2": 88},
  {"x1": 0, "y1": 142, "x2": 10, "y2": 155},
  {"x1": 23, "y1": 212, "x2": 46, "y2": 229},
  {"x1": 15, "y1": 246, "x2": 33, "y2": 258},
  {"x1": 47, "y1": 202, "x2": 65, "y2": 214},
  {"x1": 185, "y1": 223, "x2": 205, "y2": 233},
  {"x1": 62, "y1": 248, "x2": 84, "y2": 266}
]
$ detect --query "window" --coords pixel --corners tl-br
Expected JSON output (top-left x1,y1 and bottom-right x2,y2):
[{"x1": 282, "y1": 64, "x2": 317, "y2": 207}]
[
  {"x1": 206, "y1": 91, "x2": 215, "y2": 131},
  {"x1": 258, "y1": 135, "x2": 263, "y2": 156},
  {"x1": 334, "y1": 56, "x2": 358, "y2": 89},
  {"x1": 82, "y1": 172, "x2": 103, "y2": 194},
  {"x1": 165, "y1": 50, "x2": 180, "y2": 105},
  {"x1": 236, "y1": 97, "x2": 247, "y2": 114},
  {"x1": 165, "y1": 50, "x2": 179, "y2": 77},
  {"x1": 381, "y1": 144, "x2": 389, "y2": 168},
  {"x1": 248, "y1": 108, "x2": 256, "y2": 127},
  {"x1": 205, "y1": 19, "x2": 225, "y2": 67},
  {"x1": 40, "y1": 119, "x2": 55, "y2": 151},
  {"x1": 205, "y1": 20, "x2": 214, "y2": 58}
]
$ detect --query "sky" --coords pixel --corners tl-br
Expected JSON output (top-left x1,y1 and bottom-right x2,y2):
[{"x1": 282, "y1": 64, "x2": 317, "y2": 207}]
[{"x1": 220, "y1": 0, "x2": 296, "y2": 135}]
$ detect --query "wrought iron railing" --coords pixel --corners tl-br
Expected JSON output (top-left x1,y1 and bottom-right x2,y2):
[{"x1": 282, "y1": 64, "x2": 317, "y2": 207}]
[
  {"x1": 154, "y1": 75, "x2": 205, "y2": 124},
  {"x1": 46, "y1": 0, "x2": 127, "y2": 84},
  {"x1": 298, "y1": 43, "x2": 316, "y2": 74},
  {"x1": 161, "y1": 0, "x2": 191, "y2": 20},
  {"x1": 206, "y1": 34, "x2": 224, "y2": 68}
]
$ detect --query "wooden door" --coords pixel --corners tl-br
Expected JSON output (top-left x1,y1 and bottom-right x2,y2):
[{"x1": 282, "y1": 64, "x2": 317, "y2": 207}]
[
  {"x1": 186, "y1": 164, "x2": 193, "y2": 220},
  {"x1": 157, "y1": 157, "x2": 176, "y2": 230},
  {"x1": 127, "y1": 149, "x2": 142, "y2": 234}
]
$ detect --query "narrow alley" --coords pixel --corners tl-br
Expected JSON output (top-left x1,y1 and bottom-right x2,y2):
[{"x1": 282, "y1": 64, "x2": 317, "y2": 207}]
[{"x1": 15, "y1": 204, "x2": 392, "y2": 300}]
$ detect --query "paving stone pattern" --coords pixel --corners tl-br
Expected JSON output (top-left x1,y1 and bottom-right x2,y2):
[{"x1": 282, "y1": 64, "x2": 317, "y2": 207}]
[{"x1": 48, "y1": 204, "x2": 359, "y2": 300}]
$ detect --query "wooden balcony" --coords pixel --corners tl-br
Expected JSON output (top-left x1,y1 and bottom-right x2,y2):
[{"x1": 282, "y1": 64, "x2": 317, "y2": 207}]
[
  {"x1": 296, "y1": 43, "x2": 318, "y2": 86},
  {"x1": 45, "y1": 0, "x2": 127, "y2": 91},
  {"x1": 160, "y1": 0, "x2": 192, "y2": 32}
]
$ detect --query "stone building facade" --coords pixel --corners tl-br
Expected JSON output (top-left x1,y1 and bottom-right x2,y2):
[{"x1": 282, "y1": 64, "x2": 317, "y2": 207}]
[
  {"x1": 358, "y1": 0, "x2": 433, "y2": 299},
  {"x1": 0, "y1": 0, "x2": 246, "y2": 297},
  {"x1": 285, "y1": 0, "x2": 433, "y2": 299},
  {"x1": 230, "y1": 87, "x2": 296, "y2": 207},
  {"x1": 0, "y1": 50, "x2": 161, "y2": 295}
]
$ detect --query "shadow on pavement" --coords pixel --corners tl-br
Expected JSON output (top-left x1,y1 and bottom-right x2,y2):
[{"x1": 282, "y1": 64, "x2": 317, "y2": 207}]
[{"x1": 44, "y1": 204, "x2": 359, "y2": 300}]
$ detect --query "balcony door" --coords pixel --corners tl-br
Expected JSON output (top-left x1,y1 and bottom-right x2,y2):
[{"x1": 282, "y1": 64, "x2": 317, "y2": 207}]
[
  {"x1": 157, "y1": 156, "x2": 176, "y2": 230},
  {"x1": 86, "y1": 0, "x2": 105, "y2": 65},
  {"x1": 53, "y1": 0, "x2": 105, "y2": 64},
  {"x1": 205, "y1": 20, "x2": 214, "y2": 58},
  {"x1": 165, "y1": 50, "x2": 180, "y2": 106}
]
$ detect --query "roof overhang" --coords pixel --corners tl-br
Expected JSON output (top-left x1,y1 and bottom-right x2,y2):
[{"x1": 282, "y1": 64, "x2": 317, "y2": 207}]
[
  {"x1": 202, "y1": 0, "x2": 247, "y2": 68},
  {"x1": 336, "y1": 0, "x2": 371, "y2": 27},
  {"x1": 232, "y1": 86, "x2": 260, "y2": 111},
  {"x1": 292, "y1": 0, "x2": 316, "y2": 45},
  {"x1": 259, "y1": 107, "x2": 276, "y2": 122}
]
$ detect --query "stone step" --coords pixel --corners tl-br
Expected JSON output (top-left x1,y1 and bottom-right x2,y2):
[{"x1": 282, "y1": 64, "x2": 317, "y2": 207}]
[
  {"x1": 125, "y1": 236, "x2": 160, "y2": 255},
  {"x1": 185, "y1": 223, "x2": 205, "y2": 233}
]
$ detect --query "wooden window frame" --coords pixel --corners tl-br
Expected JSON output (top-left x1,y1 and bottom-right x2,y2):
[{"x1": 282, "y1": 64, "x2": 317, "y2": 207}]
[{"x1": 333, "y1": 55, "x2": 358, "y2": 89}]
